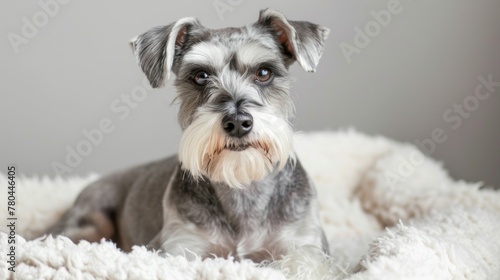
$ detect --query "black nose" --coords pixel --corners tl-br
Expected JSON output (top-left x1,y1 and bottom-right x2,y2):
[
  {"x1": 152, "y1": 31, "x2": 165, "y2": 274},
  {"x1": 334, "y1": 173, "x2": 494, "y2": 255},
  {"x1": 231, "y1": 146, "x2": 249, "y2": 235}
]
[{"x1": 222, "y1": 112, "x2": 253, "y2": 138}]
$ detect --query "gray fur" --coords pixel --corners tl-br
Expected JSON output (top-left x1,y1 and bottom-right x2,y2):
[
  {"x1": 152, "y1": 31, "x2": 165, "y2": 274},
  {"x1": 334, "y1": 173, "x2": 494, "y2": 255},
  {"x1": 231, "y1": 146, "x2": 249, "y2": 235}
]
[
  {"x1": 47, "y1": 9, "x2": 330, "y2": 262},
  {"x1": 130, "y1": 18, "x2": 204, "y2": 88}
]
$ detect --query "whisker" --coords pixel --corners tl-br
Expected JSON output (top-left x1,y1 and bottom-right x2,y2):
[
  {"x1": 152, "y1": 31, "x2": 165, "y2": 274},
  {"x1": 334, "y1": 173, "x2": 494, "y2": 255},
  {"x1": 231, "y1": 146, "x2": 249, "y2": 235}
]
[
  {"x1": 265, "y1": 155, "x2": 273, "y2": 165},
  {"x1": 205, "y1": 158, "x2": 212, "y2": 173}
]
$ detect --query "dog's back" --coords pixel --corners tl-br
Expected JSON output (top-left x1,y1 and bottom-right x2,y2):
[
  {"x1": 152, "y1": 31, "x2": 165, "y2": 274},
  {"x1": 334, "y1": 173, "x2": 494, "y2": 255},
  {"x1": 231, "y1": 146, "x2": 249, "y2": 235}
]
[{"x1": 46, "y1": 156, "x2": 177, "y2": 249}]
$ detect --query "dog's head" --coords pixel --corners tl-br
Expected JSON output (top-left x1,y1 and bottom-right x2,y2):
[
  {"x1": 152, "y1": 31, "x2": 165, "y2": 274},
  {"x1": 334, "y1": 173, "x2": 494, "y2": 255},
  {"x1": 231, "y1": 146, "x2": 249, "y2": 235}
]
[{"x1": 130, "y1": 9, "x2": 329, "y2": 188}]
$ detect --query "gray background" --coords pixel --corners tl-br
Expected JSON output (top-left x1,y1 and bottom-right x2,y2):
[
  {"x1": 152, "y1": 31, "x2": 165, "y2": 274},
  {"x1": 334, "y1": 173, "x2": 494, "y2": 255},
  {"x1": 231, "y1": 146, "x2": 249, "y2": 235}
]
[{"x1": 1, "y1": 0, "x2": 499, "y2": 187}]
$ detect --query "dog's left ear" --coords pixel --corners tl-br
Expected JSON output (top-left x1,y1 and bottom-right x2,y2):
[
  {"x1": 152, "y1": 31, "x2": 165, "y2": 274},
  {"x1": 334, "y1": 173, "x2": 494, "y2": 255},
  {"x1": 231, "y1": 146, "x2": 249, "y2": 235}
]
[
  {"x1": 258, "y1": 9, "x2": 329, "y2": 72},
  {"x1": 129, "y1": 17, "x2": 203, "y2": 88}
]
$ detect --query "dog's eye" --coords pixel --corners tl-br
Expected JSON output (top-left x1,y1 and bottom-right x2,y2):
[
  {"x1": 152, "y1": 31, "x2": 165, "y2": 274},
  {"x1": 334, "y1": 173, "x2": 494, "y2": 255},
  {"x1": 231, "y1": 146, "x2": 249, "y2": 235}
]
[
  {"x1": 255, "y1": 68, "x2": 273, "y2": 84},
  {"x1": 193, "y1": 71, "x2": 210, "y2": 86}
]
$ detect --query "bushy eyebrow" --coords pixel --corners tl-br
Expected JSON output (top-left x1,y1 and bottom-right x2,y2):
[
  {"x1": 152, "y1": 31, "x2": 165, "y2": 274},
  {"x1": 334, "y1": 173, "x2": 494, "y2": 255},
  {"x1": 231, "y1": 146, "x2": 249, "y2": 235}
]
[
  {"x1": 176, "y1": 41, "x2": 224, "y2": 78},
  {"x1": 177, "y1": 41, "x2": 287, "y2": 80},
  {"x1": 228, "y1": 55, "x2": 286, "y2": 78},
  {"x1": 176, "y1": 61, "x2": 218, "y2": 80},
  {"x1": 231, "y1": 42, "x2": 287, "y2": 75}
]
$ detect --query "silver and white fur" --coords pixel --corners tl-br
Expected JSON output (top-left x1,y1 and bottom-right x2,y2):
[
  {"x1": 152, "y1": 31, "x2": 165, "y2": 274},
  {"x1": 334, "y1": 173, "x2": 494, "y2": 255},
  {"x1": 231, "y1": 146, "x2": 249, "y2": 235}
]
[{"x1": 47, "y1": 9, "x2": 330, "y2": 262}]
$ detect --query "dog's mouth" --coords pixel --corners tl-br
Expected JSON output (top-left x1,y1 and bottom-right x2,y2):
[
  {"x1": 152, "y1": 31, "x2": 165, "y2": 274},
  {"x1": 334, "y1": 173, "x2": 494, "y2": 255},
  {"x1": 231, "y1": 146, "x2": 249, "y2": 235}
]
[
  {"x1": 204, "y1": 139, "x2": 273, "y2": 174},
  {"x1": 223, "y1": 140, "x2": 270, "y2": 153},
  {"x1": 214, "y1": 140, "x2": 271, "y2": 154},
  {"x1": 207, "y1": 140, "x2": 270, "y2": 158},
  {"x1": 224, "y1": 143, "x2": 250, "y2": 151}
]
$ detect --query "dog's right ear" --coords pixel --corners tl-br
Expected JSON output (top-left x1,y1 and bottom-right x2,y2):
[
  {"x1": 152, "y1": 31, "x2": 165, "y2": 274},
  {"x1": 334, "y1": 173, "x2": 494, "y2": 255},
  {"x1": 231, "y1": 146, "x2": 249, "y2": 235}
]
[{"x1": 129, "y1": 18, "x2": 202, "y2": 88}]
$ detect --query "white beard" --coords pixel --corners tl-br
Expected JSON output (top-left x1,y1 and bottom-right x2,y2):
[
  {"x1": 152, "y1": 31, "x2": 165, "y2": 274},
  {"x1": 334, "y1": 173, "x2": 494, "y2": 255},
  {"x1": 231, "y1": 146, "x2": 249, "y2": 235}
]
[{"x1": 178, "y1": 107, "x2": 295, "y2": 188}]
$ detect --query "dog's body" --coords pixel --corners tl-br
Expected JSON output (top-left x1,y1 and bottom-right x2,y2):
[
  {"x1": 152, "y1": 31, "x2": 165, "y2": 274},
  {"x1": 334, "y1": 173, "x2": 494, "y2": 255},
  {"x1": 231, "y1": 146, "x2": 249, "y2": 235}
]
[{"x1": 48, "y1": 9, "x2": 330, "y2": 262}]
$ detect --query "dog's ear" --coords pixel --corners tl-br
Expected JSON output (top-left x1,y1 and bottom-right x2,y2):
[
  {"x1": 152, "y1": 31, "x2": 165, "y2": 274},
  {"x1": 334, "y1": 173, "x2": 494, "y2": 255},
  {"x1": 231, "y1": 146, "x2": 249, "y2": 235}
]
[
  {"x1": 258, "y1": 9, "x2": 329, "y2": 72},
  {"x1": 129, "y1": 17, "x2": 203, "y2": 88}
]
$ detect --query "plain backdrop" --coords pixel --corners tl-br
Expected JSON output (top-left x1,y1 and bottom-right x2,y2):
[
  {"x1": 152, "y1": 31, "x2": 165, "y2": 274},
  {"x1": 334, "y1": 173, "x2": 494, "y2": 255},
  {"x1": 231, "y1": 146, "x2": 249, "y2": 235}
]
[{"x1": 1, "y1": 0, "x2": 499, "y2": 187}]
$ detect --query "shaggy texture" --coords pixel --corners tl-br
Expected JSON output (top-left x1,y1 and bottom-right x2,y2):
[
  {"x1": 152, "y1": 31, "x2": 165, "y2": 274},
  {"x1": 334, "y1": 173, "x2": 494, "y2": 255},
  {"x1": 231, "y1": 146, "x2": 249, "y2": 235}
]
[{"x1": 1, "y1": 130, "x2": 499, "y2": 279}]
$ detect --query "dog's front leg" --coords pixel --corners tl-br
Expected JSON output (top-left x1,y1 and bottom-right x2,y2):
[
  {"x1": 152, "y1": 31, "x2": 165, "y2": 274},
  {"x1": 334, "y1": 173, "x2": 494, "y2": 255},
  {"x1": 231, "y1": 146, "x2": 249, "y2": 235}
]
[{"x1": 150, "y1": 219, "x2": 233, "y2": 260}]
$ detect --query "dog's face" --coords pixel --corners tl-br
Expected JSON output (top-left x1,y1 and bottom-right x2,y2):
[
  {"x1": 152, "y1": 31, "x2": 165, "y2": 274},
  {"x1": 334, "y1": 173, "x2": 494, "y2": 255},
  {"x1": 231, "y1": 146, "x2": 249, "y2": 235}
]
[{"x1": 130, "y1": 9, "x2": 328, "y2": 188}]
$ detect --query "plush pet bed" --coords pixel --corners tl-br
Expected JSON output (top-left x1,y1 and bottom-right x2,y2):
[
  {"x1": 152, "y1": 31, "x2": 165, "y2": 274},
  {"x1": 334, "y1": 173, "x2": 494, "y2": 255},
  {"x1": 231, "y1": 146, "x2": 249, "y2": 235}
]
[{"x1": 1, "y1": 130, "x2": 499, "y2": 279}]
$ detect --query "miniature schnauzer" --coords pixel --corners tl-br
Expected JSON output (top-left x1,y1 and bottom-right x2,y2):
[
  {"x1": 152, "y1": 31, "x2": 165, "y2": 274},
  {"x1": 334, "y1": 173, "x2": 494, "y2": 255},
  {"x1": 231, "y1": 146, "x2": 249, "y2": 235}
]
[{"x1": 48, "y1": 8, "x2": 330, "y2": 262}]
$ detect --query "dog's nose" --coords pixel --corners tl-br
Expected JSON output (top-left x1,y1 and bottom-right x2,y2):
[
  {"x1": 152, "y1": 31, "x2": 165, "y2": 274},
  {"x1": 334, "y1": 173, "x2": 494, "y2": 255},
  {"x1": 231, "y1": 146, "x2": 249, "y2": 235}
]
[{"x1": 222, "y1": 113, "x2": 253, "y2": 138}]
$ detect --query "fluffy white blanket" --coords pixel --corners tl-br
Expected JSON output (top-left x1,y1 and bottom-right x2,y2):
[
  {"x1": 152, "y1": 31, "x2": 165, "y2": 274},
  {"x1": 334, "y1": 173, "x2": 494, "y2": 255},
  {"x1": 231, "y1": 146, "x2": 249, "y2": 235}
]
[{"x1": 1, "y1": 130, "x2": 499, "y2": 279}]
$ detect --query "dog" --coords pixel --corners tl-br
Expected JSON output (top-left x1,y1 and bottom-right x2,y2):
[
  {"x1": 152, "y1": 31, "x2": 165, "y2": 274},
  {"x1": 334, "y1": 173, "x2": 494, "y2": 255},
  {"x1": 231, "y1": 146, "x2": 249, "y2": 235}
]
[{"x1": 47, "y1": 8, "x2": 330, "y2": 262}]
